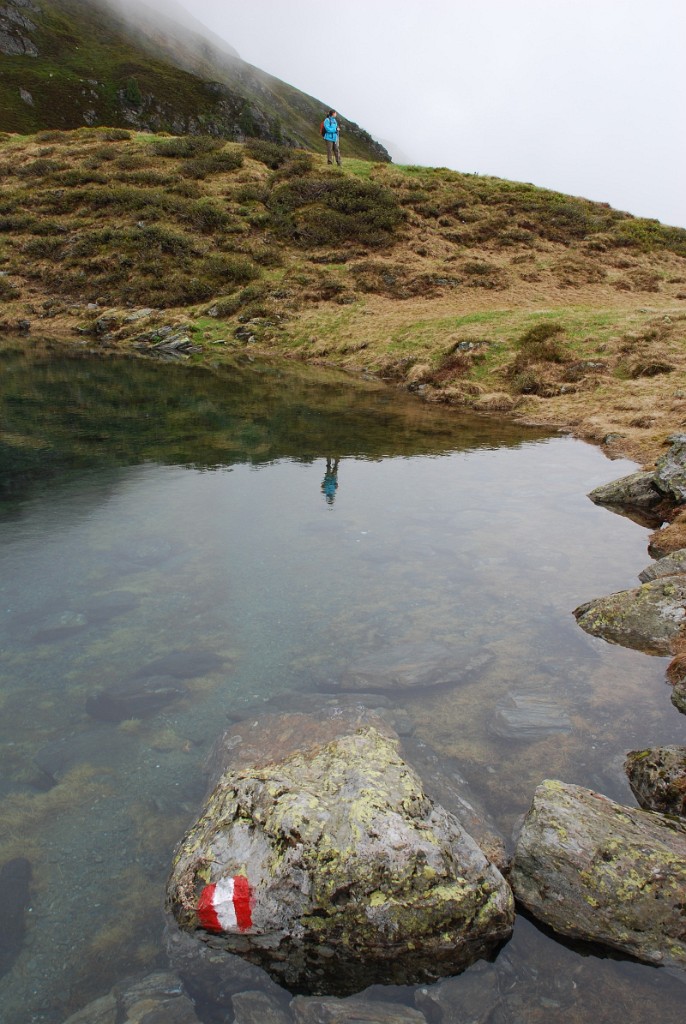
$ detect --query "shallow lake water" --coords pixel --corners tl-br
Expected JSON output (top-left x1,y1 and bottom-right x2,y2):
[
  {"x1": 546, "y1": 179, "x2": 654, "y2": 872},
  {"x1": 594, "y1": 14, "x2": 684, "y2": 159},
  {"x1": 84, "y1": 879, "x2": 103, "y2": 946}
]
[{"x1": 0, "y1": 347, "x2": 683, "y2": 1023}]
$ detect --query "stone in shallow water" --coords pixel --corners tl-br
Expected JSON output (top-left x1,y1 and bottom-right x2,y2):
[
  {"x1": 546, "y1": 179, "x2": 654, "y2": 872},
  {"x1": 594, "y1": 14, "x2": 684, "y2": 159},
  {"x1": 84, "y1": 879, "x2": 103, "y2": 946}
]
[
  {"x1": 490, "y1": 693, "x2": 572, "y2": 741},
  {"x1": 133, "y1": 649, "x2": 224, "y2": 679},
  {"x1": 167, "y1": 727, "x2": 514, "y2": 996},
  {"x1": 290, "y1": 996, "x2": 427, "y2": 1023},
  {"x1": 340, "y1": 643, "x2": 492, "y2": 693},
  {"x1": 625, "y1": 746, "x2": 686, "y2": 817},
  {"x1": 32, "y1": 610, "x2": 88, "y2": 642},
  {"x1": 232, "y1": 990, "x2": 292, "y2": 1024},
  {"x1": 414, "y1": 964, "x2": 501, "y2": 1024},
  {"x1": 510, "y1": 779, "x2": 686, "y2": 970},
  {"x1": 0, "y1": 857, "x2": 31, "y2": 980},
  {"x1": 83, "y1": 590, "x2": 140, "y2": 623},
  {"x1": 573, "y1": 577, "x2": 686, "y2": 655},
  {"x1": 85, "y1": 674, "x2": 187, "y2": 721},
  {"x1": 588, "y1": 471, "x2": 661, "y2": 510}
]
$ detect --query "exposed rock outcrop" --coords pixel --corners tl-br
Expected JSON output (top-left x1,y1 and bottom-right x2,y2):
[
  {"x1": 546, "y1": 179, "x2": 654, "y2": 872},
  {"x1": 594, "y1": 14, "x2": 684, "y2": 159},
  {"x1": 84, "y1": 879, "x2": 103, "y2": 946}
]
[
  {"x1": 167, "y1": 725, "x2": 514, "y2": 995},
  {"x1": 510, "y1": 779, "x2": 686, "y2": 971},
  {"x1": 573, "y1": 576, "x2": 686, "y2": 655}
]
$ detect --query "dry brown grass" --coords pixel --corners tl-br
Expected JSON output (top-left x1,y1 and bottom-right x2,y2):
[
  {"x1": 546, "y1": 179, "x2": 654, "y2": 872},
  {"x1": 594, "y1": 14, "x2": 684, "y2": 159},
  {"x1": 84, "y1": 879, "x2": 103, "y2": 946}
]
[{"x1": 2, "y1": 131, "x2": 685, "y2": 462}]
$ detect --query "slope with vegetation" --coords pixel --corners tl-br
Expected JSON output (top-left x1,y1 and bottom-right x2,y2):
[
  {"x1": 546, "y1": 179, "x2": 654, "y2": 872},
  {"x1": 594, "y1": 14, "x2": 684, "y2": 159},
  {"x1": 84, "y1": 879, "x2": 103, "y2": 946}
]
[
  {"x1": 1, "y1": 127, "x2": 685, "y2": 462},
  {"x1": 0, "y1": 0, "x2": 388, "y2": 159}
]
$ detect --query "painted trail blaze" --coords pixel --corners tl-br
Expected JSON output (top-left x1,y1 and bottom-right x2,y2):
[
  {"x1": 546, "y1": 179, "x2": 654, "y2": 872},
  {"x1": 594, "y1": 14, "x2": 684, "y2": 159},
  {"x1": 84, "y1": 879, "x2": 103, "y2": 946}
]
[{"x1": 197, "y1": 875, "x2": 253, "y2": 933}]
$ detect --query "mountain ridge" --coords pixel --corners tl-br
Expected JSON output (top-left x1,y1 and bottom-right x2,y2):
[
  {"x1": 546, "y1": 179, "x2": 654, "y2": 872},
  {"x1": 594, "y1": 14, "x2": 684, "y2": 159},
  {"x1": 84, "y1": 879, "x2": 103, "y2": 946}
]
[{"x1": 0, "y1": 0, "x2": 390, "y2": 159}]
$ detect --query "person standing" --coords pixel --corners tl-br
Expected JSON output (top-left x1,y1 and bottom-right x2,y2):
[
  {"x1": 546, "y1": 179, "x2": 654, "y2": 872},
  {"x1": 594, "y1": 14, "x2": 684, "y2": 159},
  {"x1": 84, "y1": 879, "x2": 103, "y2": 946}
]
[{"x1": 322, "y1": 109, "x2": 342, "y2": 166}]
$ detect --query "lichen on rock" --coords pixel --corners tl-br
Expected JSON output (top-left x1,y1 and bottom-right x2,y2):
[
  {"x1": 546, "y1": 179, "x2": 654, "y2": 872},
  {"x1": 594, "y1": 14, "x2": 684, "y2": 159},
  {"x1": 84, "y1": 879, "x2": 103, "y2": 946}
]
[
  {"x1": 510, "y1": 779, "x2": 686, "y2": 971},
  {"x1": 166, "y1": 726, "x2": 514, "y2": 995}
]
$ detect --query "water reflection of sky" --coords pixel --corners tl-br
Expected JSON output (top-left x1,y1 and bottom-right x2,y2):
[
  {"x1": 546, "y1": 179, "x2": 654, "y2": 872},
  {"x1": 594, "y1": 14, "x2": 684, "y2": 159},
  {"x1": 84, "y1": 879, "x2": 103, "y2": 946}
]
[{"x1": 0, "y1": 353, "x2": 684, "y2": 1023}]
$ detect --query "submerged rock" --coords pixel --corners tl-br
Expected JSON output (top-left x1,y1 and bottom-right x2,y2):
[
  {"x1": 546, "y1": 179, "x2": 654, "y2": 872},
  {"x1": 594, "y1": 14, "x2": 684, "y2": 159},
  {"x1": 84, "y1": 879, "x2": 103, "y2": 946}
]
[
  {"x1": 290, "y1": 997, "x2": 427, "y2": 1023},
  {"x1": 573, "y1": 576, "x2": 686, "y2": 655},
  {"x1": 167, "y1": 726, "x2": 514, "y2": 995},
  {"x1": 86, "y1": 674, "x2": 187, "y2": 722},
  {"x1": 510, "y1": 779, "x2": 686, "y2": 970},
  {"x1": 32, "y1": 610, "x2": 88, "y2": 642},
  {"x1": 490, "y1": 693, "x2": 572, "y2": 741},
  {"x1": 638, "y1": 548, "x2": 686, "y2": 583},
  {"x1": 340, "y1": 644, "x2": 492, "y2": 693},
  {"x1": 63, "y1": 971, "x2": 200, "y2": 1024},
  {"x1": 232, "y1": 990, "x2": 292, "y2": 1024},
  {"x1": 0, "y1": 858, "x2": 31, "y2": 979},
  {"x1": 133, "y1": 649, "x2": 224, "y2": 680},
  {"x1": 625, "y1": 746, "x2": 686, "y2": 817},
  {"x1": 414, "y1": 965, "x2": 501, "y2": 1024}
]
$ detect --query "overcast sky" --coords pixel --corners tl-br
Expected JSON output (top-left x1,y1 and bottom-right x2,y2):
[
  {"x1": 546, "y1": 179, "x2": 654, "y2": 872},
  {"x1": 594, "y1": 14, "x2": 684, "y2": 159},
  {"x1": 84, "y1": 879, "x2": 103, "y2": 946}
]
[{"x1": 156, "y1": 0, "x2": 685, "y2": 228}]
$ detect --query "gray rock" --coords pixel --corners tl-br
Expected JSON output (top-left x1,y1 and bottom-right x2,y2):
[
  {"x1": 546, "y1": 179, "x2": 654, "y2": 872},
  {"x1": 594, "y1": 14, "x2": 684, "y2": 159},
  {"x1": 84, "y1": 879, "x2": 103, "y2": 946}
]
[
  {"x1": 490, "y1": 693, "x2": 572, "y2": 741},
  {"x1": 167, "y1": 727, "x2": 514, "y2": 995},
  {"x1": 232, "y1": 990, "x2": 292, "y2": 1024},
  {"x1": 32, "y1": 610, "x2": 88, "y2": 642},
  {"x1": 340, "y1": 644, "x2": 492, "y2": 693},
  {"x1": 588, "y1": 471, "x2": 661, "y2": 509},
  {"x1": 639, "y1": 548, "x2": 686, "y2": 583},
  {"x1": 61, "y1": 993, "x2": 117, "y2": 1024},
  {"x1": 165, "y1": 921, "x2": 286, "y2": 1006},
  {"x1": 291, "y1": 997, "x2": 427, "y2": 1023},
  {"x1": 86, "y1": 674, "x2": 187, "y2": 722},
  {"x1": 573, "y1": 576, "x2": 686, "y2": 655},
  {"x1": 415, "y1": 964, "x2": 501, "y2": 1024},
  {"x1": 672, "y1": 679, "x2": 686, "y2": 714},
  {"x1": 510, "y1": 779, "x2": 686, "y2": 970},
  {"x1": 654, "y1": 438, "x2": 686, "y2": 503},
  {"x1": 625, "y1": 746, "x2": 686, "y2": 817},
  {"x1": 114, "y1": 971, "x2": 185, "y2": 1013}
]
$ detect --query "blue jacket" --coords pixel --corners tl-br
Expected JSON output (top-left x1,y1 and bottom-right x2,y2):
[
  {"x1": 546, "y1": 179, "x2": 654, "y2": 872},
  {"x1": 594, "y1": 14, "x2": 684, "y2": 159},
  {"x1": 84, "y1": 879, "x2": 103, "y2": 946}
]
[{"x1": 323, "y1": 116, "x2": 339, "y2": 142}]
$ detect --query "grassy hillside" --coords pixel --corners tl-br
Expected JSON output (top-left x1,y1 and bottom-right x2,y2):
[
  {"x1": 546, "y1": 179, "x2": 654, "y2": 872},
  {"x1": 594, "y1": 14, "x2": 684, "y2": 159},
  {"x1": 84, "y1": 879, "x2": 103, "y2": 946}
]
[
  {"x1": 1, "y1": 127, "x2": 685, "y2": 461},
  {"x1": 0, "y1": 0, "x2": 388, "y2": 160}
]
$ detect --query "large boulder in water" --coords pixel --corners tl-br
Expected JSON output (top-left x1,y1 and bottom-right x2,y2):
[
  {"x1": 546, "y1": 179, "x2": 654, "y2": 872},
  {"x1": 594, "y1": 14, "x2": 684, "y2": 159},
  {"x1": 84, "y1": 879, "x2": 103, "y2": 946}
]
[
  {"x1": 510, "y1": 779, "x2": 686, "y2": 971},
  {"x1": 166, "y1": 726, "x2": 514, "y2": 996},
  {"x1": 573, "y1": 577, "x2": 686, "y2": 655},
  {"x1": 588, "y1": 471, "x2": 662, "y2": 511}
]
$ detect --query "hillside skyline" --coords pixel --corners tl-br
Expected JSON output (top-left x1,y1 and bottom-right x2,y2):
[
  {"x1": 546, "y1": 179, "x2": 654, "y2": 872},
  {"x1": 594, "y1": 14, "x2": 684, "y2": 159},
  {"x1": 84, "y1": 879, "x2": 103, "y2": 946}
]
[{"x1": 138, "y1": 0, "x2": 686, "y2": 230}]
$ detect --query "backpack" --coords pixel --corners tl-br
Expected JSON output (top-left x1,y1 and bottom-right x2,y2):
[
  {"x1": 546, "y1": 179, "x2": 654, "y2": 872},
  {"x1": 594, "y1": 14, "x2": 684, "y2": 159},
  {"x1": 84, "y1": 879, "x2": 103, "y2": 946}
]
[{"x1": 320, "y1": 120, "x2": 326, "y2": 138}]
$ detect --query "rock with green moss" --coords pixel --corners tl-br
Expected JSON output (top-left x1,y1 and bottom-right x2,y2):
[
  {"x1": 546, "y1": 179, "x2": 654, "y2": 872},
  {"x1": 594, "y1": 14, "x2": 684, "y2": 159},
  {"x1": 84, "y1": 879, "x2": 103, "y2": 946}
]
[
  {"x1": 573, "y1": 577, "x2": 686, "y2": 655},
  {"x1": 625, "y1": 746, "x2": 686, "y2": 817},
  {"x1": 510, "y1": 779, "x2": 686, "y2": 970},
  {"x1": 588, "y1": 471, "x2": 661, "y2": 511},
  {"x1": 166, "y1": 726, "x2": 514, "y2": 996}
]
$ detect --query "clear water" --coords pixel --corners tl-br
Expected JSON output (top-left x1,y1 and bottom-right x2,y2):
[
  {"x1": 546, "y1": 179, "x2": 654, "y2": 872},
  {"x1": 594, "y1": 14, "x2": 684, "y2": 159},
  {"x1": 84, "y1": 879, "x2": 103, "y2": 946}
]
[{"x1": 0, "y1": 347, "x2": 683, "y2": 1023}]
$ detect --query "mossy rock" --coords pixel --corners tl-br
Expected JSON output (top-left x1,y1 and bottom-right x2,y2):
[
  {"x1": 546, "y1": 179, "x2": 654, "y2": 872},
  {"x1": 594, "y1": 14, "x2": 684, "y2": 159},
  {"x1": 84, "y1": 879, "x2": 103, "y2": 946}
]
[{"x1": 166, "y1": 727, "x2": 513, "y2": 995}]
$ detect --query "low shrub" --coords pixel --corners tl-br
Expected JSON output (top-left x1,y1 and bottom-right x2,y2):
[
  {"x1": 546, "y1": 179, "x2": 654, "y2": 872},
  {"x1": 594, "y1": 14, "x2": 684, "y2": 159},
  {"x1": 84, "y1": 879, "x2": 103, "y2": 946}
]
[
  {"x1": 180, "y1": 150, "x2": 244, "y2": 179},
  {"x1": 509, "y1": 323, "x2": 568, "y2": 374},
  {"x1": 245, "y1": 139, "x2": 291, "y2": 169},
  {"x1": 150, "y1": 135, "x2": 224, "y2": 158},
  {"x1": 0, "y1": 276, "x2": 20, "y2": 300},
  {"x1": 17, "y1": 159, "x2": 67, "y2": 178},
  {"x1": 268, "y1": 175, "x2": 404, "y2": 248}
]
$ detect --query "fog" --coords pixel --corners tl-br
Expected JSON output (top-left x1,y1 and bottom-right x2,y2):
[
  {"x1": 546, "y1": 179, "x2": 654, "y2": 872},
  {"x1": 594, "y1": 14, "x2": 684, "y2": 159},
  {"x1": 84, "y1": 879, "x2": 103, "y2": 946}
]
[{"x1": 113, "y1": 0, "x2": 685, "y2": 228}]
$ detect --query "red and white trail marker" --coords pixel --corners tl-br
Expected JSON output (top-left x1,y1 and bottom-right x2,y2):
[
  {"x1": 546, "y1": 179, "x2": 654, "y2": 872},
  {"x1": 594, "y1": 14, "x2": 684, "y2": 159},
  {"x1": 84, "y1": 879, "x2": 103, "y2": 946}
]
[{"x1": 197, "y1": 875, "x2": 253, "y2": 933}]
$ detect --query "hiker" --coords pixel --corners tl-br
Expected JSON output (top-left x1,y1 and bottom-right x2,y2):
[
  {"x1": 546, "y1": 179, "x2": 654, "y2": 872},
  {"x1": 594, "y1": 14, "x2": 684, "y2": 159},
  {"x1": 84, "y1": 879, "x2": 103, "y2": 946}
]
[{"x1": 322, "y1": 110, "x2": 342, "y2": 166}]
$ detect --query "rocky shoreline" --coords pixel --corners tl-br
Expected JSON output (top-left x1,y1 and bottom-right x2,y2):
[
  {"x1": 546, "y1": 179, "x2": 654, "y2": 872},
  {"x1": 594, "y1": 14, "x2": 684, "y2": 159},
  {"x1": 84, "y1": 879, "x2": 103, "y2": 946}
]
[{"x1": 53, "y1": 434, "x2": 686, "y2": 1023}]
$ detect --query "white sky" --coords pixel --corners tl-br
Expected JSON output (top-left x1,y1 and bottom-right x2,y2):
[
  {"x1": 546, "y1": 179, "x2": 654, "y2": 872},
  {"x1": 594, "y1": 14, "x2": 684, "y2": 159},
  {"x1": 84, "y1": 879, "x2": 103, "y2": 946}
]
[{"x1": 155, "y1": 0, "x2": 686, "y2": 228}]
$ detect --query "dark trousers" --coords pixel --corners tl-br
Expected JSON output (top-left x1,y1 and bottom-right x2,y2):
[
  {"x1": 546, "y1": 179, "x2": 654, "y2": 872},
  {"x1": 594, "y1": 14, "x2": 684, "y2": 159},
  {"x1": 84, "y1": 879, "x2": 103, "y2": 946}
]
[{"x1": 326, "y1": 139, "x2": 341, "y2": 166}]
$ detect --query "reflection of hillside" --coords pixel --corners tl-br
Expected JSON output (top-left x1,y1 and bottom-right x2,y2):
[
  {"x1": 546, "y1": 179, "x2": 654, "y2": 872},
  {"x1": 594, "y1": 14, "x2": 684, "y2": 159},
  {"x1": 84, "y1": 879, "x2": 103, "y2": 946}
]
[{"x1": 0, "y1": 349, "x2": 551, "y2": 509}]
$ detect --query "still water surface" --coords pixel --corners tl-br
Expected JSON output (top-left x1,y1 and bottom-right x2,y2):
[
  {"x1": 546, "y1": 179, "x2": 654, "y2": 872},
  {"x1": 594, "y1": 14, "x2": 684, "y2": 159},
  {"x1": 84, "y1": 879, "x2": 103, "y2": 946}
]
[{"x1": 0, "y1": 348, "x2": 683, "y2": 1022}]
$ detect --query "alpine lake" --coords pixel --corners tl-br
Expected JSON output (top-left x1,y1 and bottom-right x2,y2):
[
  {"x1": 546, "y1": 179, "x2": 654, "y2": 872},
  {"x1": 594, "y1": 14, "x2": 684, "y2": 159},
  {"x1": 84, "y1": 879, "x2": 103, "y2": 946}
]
[{"x1": 0, "y1": 343, "x2": 683, "y2": 1024}]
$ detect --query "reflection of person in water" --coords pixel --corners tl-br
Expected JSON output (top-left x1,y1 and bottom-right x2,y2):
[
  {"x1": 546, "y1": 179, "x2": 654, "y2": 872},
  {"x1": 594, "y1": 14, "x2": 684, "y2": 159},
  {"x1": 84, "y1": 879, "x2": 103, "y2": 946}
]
[{"x1": 321, "y1": 457, "x2": 340, "y2": 505}]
